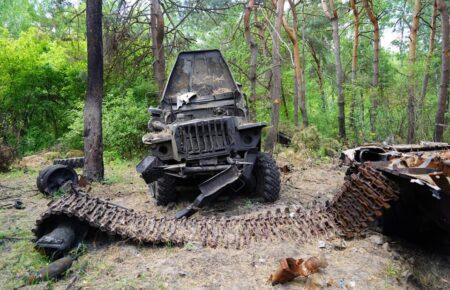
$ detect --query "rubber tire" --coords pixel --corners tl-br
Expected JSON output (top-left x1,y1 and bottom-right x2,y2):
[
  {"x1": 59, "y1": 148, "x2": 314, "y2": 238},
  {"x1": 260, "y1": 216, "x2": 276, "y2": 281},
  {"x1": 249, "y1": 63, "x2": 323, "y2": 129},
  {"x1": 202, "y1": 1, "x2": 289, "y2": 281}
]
[
  {"x1": 254, "y1": 152, "x2": 280, "y2": 202},
  {"x1": 53, "y1": 157, "x2": 84, "y2": 169},
  {"x1": 36, "y1": 165, "x2": 78, "y2": 195},
  {"x1": 155, "y1": 175, "x2": 178, "y2": 206}
]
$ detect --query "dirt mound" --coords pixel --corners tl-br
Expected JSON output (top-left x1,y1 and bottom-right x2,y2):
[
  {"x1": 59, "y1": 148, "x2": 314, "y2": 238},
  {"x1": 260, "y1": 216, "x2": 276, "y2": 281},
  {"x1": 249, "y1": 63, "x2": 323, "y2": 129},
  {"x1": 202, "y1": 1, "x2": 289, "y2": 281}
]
[{"x1": 18, "y1": 151, "x2": 59, "y2": 169}]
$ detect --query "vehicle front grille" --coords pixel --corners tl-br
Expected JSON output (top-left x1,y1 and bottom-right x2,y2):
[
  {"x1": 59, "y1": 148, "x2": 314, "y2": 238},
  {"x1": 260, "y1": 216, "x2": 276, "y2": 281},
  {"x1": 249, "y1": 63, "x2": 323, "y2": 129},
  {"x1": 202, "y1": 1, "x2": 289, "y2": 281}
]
[{"x1": 176, "y1": 119, "x2": 233, "y2": 158}]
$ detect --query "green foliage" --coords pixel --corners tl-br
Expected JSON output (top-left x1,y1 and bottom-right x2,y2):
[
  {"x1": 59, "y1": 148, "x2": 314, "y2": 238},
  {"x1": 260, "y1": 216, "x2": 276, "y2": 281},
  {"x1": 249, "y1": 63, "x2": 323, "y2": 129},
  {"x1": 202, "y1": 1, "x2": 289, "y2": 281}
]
[
  {"x1": 291, "y1": 126, "x2": 342, "y2": 158},
  {"x1": 62, "y1": 89, "x2": 148, "y2": 158},
  {"x1": 0, "y1": 0, "x2": 448, "y2": 160},
  {"x1": 0, "y1": 27, "x2": 86, "y2": 155}
]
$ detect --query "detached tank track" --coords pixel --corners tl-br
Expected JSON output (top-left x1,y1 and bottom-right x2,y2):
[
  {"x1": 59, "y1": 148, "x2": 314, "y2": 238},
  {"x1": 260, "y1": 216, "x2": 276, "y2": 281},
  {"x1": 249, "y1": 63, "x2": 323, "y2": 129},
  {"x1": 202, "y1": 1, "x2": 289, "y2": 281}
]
[{"x1": 33, "y1": 165, "x2": 399, "y2": 249}]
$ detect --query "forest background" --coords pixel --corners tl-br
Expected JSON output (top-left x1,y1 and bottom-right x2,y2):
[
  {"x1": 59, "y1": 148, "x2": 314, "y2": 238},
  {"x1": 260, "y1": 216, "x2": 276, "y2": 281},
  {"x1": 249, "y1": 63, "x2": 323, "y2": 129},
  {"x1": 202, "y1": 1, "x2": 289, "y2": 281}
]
[{"x1": 0, "y1": 0, "x2": 448, "y2": 161}]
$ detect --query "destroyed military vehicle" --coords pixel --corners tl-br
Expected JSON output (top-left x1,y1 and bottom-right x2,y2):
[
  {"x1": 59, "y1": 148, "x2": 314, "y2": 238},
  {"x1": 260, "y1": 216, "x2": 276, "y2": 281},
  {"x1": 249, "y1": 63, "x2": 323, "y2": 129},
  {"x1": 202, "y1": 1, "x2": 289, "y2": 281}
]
[
  {"x1": 36, "y1": 50, "x2": 280, "y2": 220},
  {"x1": 136, "y1": 50, "x2": 280, "y2": 218}
]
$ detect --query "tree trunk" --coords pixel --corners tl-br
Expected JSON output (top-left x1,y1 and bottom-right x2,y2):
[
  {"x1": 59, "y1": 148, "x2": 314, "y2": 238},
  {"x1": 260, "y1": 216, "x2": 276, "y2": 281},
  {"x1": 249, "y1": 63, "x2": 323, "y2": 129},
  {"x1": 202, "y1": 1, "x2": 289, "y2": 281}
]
[
  {"x1": 280, "y1": 0, "x2": 308, "y2": 128},
  {"x1": 321, "y1": 0, "x2": 345, "y2": 139},
  {"x1": 84, "y1": 0, "x2": 104, "y2": 181},
  {"x1": 350, "y1": 0, "x2": 359, "y2": 143},
  {"x1": 308, "y1": 42, "x2": 326, "y2": 110},
  {"x1": 244, "y1": 0, "x2": 258, "y2": 120},
  {"x1": 361, "y1": 0, "x2": 379, "y2": 134},
  {"x1": 255, "y1": 12, "x2": 273, "y2": 93},
  {"x1": 434, "y1": 0, "x2": 449, "y2": 141},
  {"x1": 264, "y1": 0, "x2": 285, "y2": 154},
  {"x1": 151, "y1": 0, "x2": 166, "y2": 96},
  {"x1": 420, "y1": 0, "x2": 438, "y2": 110},
  {"x1": 407, "y1": 0, "x2": 421, "y2": 143}
]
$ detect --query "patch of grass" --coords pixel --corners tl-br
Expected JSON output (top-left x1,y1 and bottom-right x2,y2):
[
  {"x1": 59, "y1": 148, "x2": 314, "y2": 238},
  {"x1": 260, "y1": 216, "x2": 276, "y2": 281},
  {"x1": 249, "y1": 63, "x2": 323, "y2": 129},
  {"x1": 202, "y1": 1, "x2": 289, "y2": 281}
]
[
  {"x1": 0, "y1": 240, "x2": 50, "y2": 288},
  {"x1": 244, "y1": 199, "x2": 253, "y2": 209},
  {"x1": 0, "y1": 167, "x2": 37, "y2": 180},
  {"x1": 102, "y1": 159, "x2": 139, "y2": 185},
  {"x1": 385, "y1": 262, "x2": 401, "y2": 279},
  {"x1": 0, "y1": 226, "x2": 32, "y2": 240},
  {"x1": 183, "y1": 242, "x2": 195, "y2": 251},
  {"x1": 384, "y1": 262, "x2": 402, "y2": 288}
]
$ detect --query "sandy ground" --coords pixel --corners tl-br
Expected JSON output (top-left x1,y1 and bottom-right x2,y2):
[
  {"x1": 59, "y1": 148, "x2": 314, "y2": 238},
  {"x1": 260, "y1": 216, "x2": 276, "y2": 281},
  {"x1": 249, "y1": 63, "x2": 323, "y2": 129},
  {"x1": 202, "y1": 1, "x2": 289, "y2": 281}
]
[{"x1": 0, "y1": 155, "x2": 449, "y2": 289}]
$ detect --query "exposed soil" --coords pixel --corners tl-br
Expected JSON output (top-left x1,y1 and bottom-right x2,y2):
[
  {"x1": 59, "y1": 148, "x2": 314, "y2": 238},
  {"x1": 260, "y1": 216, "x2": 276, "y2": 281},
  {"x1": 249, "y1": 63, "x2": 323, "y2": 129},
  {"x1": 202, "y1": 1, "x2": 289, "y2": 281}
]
[{"x1": 0, "y1": 154, "x2": 449, "y2": 289}]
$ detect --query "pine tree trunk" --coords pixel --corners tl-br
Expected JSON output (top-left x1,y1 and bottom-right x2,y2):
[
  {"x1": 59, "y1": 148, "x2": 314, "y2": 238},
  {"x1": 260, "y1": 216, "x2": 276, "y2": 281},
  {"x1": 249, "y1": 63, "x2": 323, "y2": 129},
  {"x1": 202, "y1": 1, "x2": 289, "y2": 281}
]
[
  {"x1": 308, "y1": 42, "x2": 326, "y2": 110},
  {"x1": 84, "y1": 0, "x2": 104, "y2": 181},
  {"x1": 362, "y1": 0, "x2": 379, "y2": 134},
  {"x1": 151, "y1": 0, "x2": 166, "y2": 96},
  {"x1": 350, "y1": 0, "x2": 359, "y2": 143},
  {"x1": 321, "y1": 0, "x2": 345, "y2": 139},
  {"x1": 407, "y1": 0, "x2": 421, "y2": 143},
  {"x1": 244, "y1": 0, "x2": 258, "y2": 120},
  {"x1": 280, "y1": 0, "x2": 308, "y2": 127},
  {"x1": 419, "y1": 0, "x2": 438, "y2": 110},
  {"x1": 264, "y1": 0, "x2": 285, "y2": 153},
  {"x1": 434, "y1": 0, "x2": 449, "y2": 141}
]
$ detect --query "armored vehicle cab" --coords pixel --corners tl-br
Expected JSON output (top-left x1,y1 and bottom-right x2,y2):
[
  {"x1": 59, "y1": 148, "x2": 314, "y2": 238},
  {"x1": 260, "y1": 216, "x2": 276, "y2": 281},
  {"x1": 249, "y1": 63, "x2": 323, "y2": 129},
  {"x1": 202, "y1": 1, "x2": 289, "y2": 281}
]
[{"x1": 136, "y1": 50, "x2": 280, "y2": 218}]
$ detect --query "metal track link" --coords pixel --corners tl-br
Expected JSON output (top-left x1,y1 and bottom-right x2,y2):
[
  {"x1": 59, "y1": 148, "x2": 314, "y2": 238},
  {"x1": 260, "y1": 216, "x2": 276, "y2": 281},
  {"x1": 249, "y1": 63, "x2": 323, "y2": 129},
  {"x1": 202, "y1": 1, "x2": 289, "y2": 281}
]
[{"x1": 33, "y1": 165, "x2": 399, "y2": 249}]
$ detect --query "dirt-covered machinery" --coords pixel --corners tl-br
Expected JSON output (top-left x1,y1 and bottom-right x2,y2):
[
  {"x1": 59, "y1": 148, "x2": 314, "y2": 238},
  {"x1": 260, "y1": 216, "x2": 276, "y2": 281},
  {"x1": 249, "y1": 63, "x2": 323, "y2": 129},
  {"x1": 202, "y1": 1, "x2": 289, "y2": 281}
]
[{"x1": 136, "y1": 50, "x2": 280, "y2": 218}]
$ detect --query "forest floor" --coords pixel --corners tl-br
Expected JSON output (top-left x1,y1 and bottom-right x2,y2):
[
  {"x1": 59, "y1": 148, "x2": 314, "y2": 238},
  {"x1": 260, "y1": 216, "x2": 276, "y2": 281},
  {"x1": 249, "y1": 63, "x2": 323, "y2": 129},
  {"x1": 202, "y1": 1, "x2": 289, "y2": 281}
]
[{"x1": 0, "y1": 152, "x2": 449, "y2": 289}]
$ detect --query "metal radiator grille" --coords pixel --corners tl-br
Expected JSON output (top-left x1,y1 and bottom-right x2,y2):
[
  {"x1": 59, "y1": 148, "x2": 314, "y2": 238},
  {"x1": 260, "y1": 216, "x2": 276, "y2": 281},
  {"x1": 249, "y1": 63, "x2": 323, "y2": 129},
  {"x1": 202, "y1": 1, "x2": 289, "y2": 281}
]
[{"x1": 176, "y1": 119, "x2": 232, "y2": 157}]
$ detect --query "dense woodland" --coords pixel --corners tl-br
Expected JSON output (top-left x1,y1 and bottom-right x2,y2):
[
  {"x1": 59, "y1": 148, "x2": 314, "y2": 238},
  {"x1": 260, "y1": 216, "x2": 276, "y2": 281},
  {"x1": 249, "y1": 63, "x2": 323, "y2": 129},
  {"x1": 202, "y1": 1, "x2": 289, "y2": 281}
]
[{"x1": 0, "y1": 0, "x2": 449, "y2": 162}]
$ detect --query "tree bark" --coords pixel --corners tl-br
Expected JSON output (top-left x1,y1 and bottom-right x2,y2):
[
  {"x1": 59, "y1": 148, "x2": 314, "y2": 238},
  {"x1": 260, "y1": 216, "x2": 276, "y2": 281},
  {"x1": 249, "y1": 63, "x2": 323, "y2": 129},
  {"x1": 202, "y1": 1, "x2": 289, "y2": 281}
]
[
  {"x1": 361, "y1": 0, "x2": 380, "y2": 134},
  {"x1": 244, "y1": 0, "x2": 258, "y2": 120},
  {"x1": 420, "y1": 0, "x2": 438, "y2": 110},
  {"x1": 350, "y1": 0, "x2": 359, "y2": 142},
  {"x1": 255, "y1": 14, "x2": 272, "y2": 93},
  {"x1": 434, "y1": 0, "x2": 449, "y2": 141},
  {"x1": 407, "y1": 0, "x2": 421, "y2": 143},
  {"x1": 151, "y1": 0, "x2": 166, "y2": 96},
  {"x1": 84, "y1": 0, "x2": 104, "y2": 181},
  {"x1": 279, "y1": 0, "x2": 308, "y2": 128},
  {"x1": 321, "y1": 0, "x2": 345, "y2": 139},
  {"x1": 308, "y1": 42, "x2": 326, "y2": 111},
  {"x1": 264, "y1": 0, "x2": 285, "y2": 154}
]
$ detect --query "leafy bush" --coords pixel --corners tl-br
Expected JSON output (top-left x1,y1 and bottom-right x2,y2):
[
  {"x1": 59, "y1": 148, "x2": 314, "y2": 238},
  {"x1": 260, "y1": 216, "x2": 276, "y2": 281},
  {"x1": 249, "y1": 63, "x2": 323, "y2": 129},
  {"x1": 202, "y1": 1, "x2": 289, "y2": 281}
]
[
  {"x1": 290, "y1": 126, "x2": 342, "y2": 158},
  {"x1": 62, "y1": 89, "x2": 148, "y2": 158}
]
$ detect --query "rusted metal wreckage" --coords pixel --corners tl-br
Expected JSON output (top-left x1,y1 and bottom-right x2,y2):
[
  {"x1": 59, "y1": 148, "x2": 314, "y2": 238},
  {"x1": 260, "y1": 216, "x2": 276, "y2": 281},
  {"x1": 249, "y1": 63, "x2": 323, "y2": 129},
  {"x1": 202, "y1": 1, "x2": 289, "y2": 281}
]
[
  {"x1": 33, "y1": 142, "x2": 450, "y2": 256},
  {"x1": 341, "y1": 142, "x2": 450, "y2": 238}
]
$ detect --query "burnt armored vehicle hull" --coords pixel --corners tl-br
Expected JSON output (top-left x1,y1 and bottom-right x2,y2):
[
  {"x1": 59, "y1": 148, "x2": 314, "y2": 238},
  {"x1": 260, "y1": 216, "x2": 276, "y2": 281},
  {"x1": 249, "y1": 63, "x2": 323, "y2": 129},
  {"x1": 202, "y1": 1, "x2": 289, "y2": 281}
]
[
  {"x1": 341, "y1": 142, "x2": 450, "y2": 241},
  {"x1": 136, "y1": 50, "x2": 280, "y2": 218}
]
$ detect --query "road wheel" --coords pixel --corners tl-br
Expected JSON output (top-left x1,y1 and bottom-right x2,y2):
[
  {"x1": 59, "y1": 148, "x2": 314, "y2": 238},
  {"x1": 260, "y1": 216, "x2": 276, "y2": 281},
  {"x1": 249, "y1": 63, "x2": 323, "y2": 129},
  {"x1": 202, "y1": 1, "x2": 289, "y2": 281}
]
[
  {"x1": 53, "y1": 157, "x2": 84, "y2": 168},
  {"x1": 154, "y1": 175, "x2": 178, "y2": 205},
  {"x1": 36, "y1": 165, "x2": 78, "y2": 196},
  {"x1": 254, "y1": 152, "x2": 280, "y2": 202}
]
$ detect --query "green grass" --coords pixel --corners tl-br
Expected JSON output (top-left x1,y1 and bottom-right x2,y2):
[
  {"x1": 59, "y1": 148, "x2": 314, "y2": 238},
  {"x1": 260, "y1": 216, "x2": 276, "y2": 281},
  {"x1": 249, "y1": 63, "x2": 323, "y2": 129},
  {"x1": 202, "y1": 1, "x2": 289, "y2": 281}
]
[
  {"x1": 0, "y1": 167, "x2": 37, "y2": 180},
  {"x1": 102, "y1": 159, "x2": 140, "y2": 185},
  {"x1": 0, "y1": 240, "x2": 51, "y2": 288}
]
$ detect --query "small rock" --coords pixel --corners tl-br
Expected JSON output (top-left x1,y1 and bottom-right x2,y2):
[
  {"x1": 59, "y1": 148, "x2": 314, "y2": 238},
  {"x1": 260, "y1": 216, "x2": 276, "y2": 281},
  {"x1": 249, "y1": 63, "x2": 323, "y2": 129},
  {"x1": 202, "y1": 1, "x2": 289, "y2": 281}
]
[
  {"x1": 401, "y1": 270, "x2": 411, "y2": 278},
  {"x1": 348, "y1": 280, "x2": 356, "y2": 288},
  {"x1": 318, "y1": 240, "x2": 326, "y2": 248},
  {"x1": 178, "y1": 271, "x2": 188, "y2": 277},
  {"x1": 382, "y1": 242, "x2": 390, "y2": 252},
  {"x1": 333, "y1": 239, "x2": 347, "y2": 250},
  {"x1": 369, "y1": 235, "x2": 384, "y2": 246}
]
